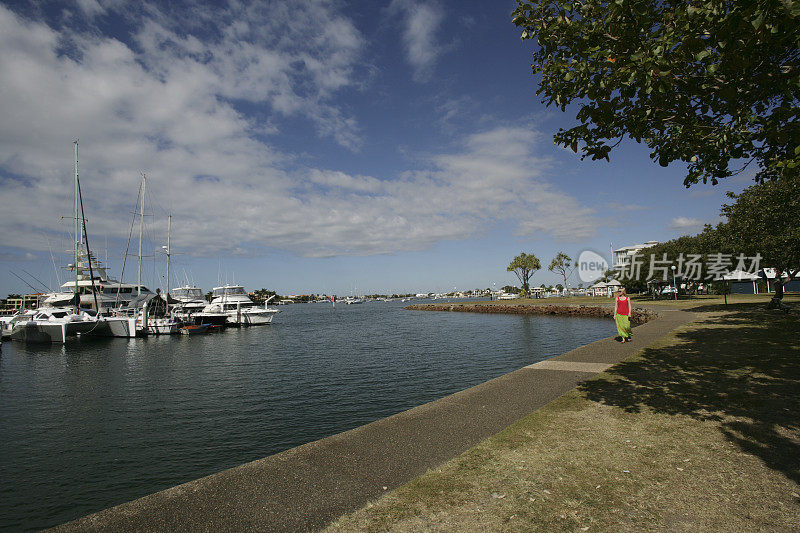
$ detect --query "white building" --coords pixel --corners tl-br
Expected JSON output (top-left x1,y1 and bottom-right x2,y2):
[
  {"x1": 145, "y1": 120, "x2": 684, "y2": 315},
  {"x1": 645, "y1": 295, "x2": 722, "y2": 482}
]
[
  {"x1": 590, "y1": 279, "x2": 623, "y2": 297},
  {"x1": 613, "y1": 241, "x2": 660, "y2": 270}
]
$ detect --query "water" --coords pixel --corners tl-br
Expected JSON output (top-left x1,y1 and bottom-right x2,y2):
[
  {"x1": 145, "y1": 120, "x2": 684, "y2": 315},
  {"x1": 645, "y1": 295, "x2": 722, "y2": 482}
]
[{"x1": 0, "y1": 299, "x2": 612, "y2": 530}]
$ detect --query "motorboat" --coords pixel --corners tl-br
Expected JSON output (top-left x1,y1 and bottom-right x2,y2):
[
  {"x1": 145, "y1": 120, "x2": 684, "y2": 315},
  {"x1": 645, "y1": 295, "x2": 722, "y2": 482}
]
[
  {"x1": 40, "y1": 250, "x2": 154, "y2": 313},
  {"x1": 7, "y1": 307, "x2": 100, "y2": 343},
  {"x1": 1, "y1": 314, "x2": 18, "y2": 339},
  {"x1": 180, "y1": 323, "x2": 210, "y2": 335},
  {"x1": 344, "y1": 296, "x2": 364, "y2": 304},
  {"x1": 201, "y1": 285, "x2": 278, "y2": 326},
  {"x1": 170, "y1": 285, "x2": 207, "y2": 314},
  {"x1": 170, "y1": 285, "x2": 226, "y2": 325}
]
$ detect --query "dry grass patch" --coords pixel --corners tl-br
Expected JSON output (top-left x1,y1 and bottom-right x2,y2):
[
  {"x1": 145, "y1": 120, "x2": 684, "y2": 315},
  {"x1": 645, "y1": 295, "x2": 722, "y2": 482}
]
[{"x1": 325, "y1": 309, "x2": 800, "y2": 532}]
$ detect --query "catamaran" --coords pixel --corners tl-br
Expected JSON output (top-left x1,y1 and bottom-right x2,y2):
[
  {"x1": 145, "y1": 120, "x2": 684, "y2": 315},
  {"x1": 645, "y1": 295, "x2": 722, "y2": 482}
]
[{"x1": 11, "y1": 141, "x2": 105, "y2": 343}]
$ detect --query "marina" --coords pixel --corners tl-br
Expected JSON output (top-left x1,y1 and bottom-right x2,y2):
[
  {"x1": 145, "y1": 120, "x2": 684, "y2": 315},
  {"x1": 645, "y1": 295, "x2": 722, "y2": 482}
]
[{"x1": 0, "y1": 299, "x2": 612, "y2": 530}]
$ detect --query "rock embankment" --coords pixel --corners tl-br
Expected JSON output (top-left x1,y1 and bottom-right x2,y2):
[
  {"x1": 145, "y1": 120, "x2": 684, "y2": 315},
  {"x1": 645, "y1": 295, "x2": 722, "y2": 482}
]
[{"x1": 405, "y1": 303, "x2": 659, "y2": 326}]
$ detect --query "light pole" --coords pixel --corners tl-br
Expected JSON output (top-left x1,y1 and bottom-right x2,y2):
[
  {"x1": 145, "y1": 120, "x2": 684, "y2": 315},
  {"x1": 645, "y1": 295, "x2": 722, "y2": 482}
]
[{"x1": 671, "y1": 265, "x2": 678, "y2": 301}]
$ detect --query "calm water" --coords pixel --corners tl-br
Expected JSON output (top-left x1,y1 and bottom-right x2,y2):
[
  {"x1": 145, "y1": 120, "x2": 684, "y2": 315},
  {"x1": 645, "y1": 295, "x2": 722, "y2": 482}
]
[{"x1": 0, "y1": 299, "x2": 612, "y2": 530}]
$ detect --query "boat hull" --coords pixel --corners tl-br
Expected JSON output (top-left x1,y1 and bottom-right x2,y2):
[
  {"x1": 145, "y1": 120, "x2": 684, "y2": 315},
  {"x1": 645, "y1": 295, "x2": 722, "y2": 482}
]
[
  {"x1": 180, "y1": 324, "x2": 210, "y2": 335},
  {"x1": 190, "y1": 313, "x2": 228, "y2": 326},
  {"x1": 10, "y1": 320, "x2": 97, "y2": 343},
  {"x1": 225, "y1": 309, "x2": 277, "y2": 326},
  {"x1": 84, "y1": 317, "x2": 140, "y2": 338},
  {"x1": 146, "y1": 320, "x2": 180, "y2": 335}
]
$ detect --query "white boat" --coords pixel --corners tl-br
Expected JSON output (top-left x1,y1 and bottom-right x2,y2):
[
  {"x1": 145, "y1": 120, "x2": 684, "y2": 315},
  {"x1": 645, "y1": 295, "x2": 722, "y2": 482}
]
[
  {"x1": 142, "y1": 317, "x2": 181, "y2": 335},
  {"x1": 0, "y1": 314, "x2": 18, "y2": 339},
  {"x1": 41, "y1": 251, "x2": 154, "y2": 313},
  {"x1": 172, "y1": 285, "x2": 227, "y2": 326},
  {"x1": 8, "y1": 307, "x2": 100, "y2": 343},
  {"x1": 170, "y1": 285, "x2": 209, "y2": 316},
  {"x1": 344, "y1": 296, "x2": 364, "y2": 305},
  {"x1": 201, "y1": 285, "x2": 278, "y2": 326},
  {"x1": 95, "y1": 315, "x2": 140, "y2": 338},
  {"x1": 43, "y1": 143, "x2": 155, "y2": 313}
]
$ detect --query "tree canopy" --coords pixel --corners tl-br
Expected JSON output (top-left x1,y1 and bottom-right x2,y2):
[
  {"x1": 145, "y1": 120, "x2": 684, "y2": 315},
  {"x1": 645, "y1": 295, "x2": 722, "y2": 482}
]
[
  {"x1": 719, "y1": 173, "x2": 800, "y2": 297},
  {"x1": 512, "y1": 0, "x2": 800, "y2": 185},
  {"x1": 548, "y1": 252, "x2": 577, "y2": 289},
  {"x1": 507, "y1": 252, "x2": 542, "y2": 296},
  {"x1": 612, "y1": 174, "x2": 799, "y2": 299}
]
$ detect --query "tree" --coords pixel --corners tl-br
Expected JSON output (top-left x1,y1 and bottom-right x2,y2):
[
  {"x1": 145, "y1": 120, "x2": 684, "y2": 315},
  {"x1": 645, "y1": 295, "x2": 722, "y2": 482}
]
[
  {"x1": 713, "y1": 279, "x2": 732, "y2": 305},
  {"x1": 512, "y1": 1, "x2": 800, "y2": 186},
  {"x1": 507, "y1": 252, "x2": 541, "y2": 297},
  {"x1": 548, "y1": 252, "x2": 577, "y2": 290},
  {"x1": 556, "y1": 283, "x2": 564, "y2": 292},
  {"x1": 719, "y1": 174, "x2": 800, "y2": 301}
]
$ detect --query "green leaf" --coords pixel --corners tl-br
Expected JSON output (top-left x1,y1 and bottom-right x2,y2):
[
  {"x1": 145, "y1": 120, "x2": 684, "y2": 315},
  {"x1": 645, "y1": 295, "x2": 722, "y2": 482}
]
[{"x1": 751, "y1": 11, "x2": 765, "y2": 30}]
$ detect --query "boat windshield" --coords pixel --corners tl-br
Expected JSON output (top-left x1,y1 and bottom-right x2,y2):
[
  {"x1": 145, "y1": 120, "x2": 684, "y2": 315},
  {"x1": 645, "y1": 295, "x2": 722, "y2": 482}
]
[
  {"x1": 213, "y1": 286, "x2": 246, "y2": 297},
  {"x1": 173, "y1": 288, "x2": 203, "y2": 299}
]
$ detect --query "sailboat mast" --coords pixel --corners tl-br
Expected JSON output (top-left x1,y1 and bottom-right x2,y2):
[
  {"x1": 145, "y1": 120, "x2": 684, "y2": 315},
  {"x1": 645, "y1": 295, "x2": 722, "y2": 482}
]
[
  {"x1": 73, "y1": 141, "x2": 80, "y2": 313},
  {"x1": 165, "y1": 214, "x2": 171, "y2": 299},
  {"x1": 137, "y1": 173, "x2": 146, "y2": 296}
]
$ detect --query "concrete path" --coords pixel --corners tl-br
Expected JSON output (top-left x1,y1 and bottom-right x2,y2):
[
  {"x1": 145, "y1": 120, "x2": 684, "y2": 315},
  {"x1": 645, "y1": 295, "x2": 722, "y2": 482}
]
[{"x1": 53, "y1": 307, "x2": 695, "y2": 532}]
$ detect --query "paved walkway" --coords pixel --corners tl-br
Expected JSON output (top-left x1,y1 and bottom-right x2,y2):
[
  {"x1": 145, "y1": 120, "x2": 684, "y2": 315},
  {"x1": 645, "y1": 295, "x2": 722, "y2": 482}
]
[{"x1": 53, "y1": 306, "x2": 696, "y2": 532}]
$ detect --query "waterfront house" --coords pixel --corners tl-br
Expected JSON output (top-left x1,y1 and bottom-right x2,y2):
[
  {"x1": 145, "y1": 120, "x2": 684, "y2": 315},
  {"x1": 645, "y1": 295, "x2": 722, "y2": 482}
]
[
  {"x1": 529, "y1": 287, "x2": 546, "y2": 298},
  {"x1": 590, "y1": 279, "x2": 622, "y2": 297},
  {"x1": 612, "y1": 241, "x2": 659, "y2": 270}
]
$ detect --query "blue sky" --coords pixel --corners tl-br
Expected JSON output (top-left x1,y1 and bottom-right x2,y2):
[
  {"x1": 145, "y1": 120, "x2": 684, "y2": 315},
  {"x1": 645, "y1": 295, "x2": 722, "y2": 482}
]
[{"x1": 0, "y1": 0, "x2": 751, "y2": 297}]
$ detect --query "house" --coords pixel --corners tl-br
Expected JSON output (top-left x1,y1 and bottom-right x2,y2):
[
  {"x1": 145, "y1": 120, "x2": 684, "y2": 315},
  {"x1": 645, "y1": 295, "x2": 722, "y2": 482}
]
[
  {"x1": 612, "y1": 241, "x2": 659, "y2": 270},
  {"x1": 589, "y1": 279, "x2": 622, "y2": 297},
  {"x1": 721, "y1": 270, "x2": 761, "y2": 294},
  {"x1": 3, "y1": 293, "x2": 43, "y2": 312},
  {"x1": 760, "y1": 268, "x2": 800, "y2": 293},
  {"x1": 529, "y1": 287, "x2": 546, "y2": 298}
]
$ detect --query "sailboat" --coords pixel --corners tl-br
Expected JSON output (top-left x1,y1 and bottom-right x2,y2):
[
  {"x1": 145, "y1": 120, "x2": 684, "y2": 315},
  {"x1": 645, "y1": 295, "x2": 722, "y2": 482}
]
[
  {"x1": 139, "y1": 214, "x2": 181, "y2": 335},
  {"x1": 41, "y1": 169, "x2": 155, "y2": 314},
  {"x1": 10, "y1": 141, "x2": 102, "y2": 343},
  {"x1": 84, "y1": 172, "x2": 156, "y2": 338}
]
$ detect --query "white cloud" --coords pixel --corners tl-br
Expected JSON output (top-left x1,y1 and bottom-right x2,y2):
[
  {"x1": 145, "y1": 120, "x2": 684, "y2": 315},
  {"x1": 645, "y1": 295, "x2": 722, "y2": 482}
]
[
  {"x1": 0, "y1": 251, "x2": 38, "y2": 262},
  {"x1": 0, "y1": 4, "x2": 598, "y2": 265},
  {"x1": 669, "y1": 216, "x2": 704, "y2": 234},
  {"x1": 389, "y1": 0, "x2": 445, "y2": 82}
]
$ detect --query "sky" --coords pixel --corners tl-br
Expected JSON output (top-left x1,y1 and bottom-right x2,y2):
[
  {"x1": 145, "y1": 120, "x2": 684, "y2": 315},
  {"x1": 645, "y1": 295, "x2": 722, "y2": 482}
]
[{"x1": 0, "y1": 0, "x2": 754, "y2": 297}]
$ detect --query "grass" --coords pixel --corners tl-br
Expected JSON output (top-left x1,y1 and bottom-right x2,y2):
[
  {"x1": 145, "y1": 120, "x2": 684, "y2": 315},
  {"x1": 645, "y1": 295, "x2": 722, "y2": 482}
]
[
  {"x1": 325, "y1": 303, "x2": 800, "y2": 532},
  {"x1": 453, "y1": 293, "x2": 800, "y2": 311}
]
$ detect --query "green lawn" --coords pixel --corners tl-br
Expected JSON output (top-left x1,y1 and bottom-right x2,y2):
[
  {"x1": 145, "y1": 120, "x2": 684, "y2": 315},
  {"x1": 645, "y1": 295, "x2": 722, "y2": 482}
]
[
  {"x1": 463, "y1": 293, "x2": 800, "y2": 311},
  {"x1": 326, "y1": 304, "x2": 800, "y2": 532}
]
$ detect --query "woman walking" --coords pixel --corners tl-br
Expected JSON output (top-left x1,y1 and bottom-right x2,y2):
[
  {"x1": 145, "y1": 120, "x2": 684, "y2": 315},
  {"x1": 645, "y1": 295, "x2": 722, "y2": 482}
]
[{"x1": 614, "y1": 288, "x2": 632, "y2": 342}]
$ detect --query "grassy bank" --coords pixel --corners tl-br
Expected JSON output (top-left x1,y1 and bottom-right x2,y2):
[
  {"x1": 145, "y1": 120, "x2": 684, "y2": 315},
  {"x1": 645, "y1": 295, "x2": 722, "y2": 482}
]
[
  {"x1": 456, "y1": 293, "x2": 800, "y2": 310},
  {"x1": 326, "y1": 304, "x2": 799, "y2": 531}
]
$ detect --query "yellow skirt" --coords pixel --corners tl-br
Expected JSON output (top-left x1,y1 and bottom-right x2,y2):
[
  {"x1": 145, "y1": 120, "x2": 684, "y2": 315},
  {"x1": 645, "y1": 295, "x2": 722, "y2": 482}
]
[{"x1": 615, "y1": 313, "x2": 632, "y2": 339}]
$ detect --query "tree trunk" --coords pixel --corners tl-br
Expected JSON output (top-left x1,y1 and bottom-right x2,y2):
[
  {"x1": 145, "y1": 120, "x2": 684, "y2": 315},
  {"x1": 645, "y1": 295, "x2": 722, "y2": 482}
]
[{"x1": 775, "y1": 279, "x2": 784, "y2": 300}]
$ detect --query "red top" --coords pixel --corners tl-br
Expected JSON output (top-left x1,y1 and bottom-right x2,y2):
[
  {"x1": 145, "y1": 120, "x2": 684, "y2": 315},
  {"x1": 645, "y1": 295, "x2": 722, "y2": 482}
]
[{"x1": 616, "y1": 296, "x2": 630, "y2": 316}]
